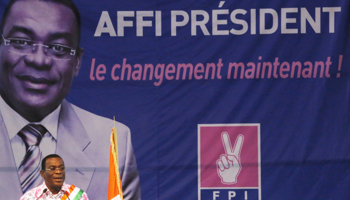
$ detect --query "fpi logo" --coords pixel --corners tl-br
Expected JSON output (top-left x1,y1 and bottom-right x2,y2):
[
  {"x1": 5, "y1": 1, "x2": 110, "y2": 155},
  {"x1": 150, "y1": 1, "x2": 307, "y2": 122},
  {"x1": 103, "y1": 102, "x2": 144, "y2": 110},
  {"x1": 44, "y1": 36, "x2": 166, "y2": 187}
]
[{"x1": 198, "y1": 124, "x2": 261, "y2": 200}]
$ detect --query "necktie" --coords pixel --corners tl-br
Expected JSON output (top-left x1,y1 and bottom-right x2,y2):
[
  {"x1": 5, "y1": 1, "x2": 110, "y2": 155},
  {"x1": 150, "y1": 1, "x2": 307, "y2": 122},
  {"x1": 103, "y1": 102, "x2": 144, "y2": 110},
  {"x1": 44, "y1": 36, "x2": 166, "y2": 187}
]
[{"x1": 17, "y1": 124, "x2": 47, "y2": 193}]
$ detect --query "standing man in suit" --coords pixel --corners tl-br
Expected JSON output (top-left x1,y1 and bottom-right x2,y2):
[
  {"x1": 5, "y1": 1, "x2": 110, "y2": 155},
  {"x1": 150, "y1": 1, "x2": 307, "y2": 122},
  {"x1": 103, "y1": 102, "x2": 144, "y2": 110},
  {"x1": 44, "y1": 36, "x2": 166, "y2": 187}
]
[{"x1": 0, "y1": 0, "x2": 141, "y2": 199}]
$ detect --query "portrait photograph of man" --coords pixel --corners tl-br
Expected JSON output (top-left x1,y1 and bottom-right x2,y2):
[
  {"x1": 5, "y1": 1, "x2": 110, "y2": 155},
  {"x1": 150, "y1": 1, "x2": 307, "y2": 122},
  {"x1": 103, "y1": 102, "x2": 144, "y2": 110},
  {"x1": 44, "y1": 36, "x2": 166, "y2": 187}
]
[{"x1": 0, "y1": 0, "x2": 140, "y2": 199}]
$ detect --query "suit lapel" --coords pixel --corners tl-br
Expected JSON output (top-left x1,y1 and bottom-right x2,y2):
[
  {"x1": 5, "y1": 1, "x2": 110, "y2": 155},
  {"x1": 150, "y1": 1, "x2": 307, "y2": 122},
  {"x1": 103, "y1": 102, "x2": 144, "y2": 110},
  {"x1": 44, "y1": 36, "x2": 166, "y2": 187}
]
[
  {"x1": 0, "y1": 110, "x2": 23, "y2": 199},
  {"x1": 56, "y1": 100, "x2": 95, "y2": 192}
]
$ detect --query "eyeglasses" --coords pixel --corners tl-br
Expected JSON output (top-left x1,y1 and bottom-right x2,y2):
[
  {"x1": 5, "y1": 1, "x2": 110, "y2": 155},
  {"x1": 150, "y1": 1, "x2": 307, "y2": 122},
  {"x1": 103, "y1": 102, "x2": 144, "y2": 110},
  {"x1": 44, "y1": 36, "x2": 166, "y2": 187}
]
[
  {"x1": 1, "y1": 35, "x2": 77, "y2": 60},
  {"x1": 45, "y1": 166, "x2": 66, "y2": 172}
]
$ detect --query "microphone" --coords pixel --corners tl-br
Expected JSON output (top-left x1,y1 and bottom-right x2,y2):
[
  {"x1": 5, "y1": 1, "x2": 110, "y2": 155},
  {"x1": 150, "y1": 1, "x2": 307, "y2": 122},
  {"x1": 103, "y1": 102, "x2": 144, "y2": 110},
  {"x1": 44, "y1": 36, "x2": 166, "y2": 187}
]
[
  {"x1": 63, "y1": 190, "x2": 71, "y2": 200},
  {"x1": 36, "y1": 188, "x2": 48, "y2": 200}
]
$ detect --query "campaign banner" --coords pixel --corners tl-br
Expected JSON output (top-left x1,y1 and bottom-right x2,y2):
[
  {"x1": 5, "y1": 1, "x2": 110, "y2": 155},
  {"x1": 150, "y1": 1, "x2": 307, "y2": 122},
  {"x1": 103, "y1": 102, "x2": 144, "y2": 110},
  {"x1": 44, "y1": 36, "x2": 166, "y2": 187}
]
[{"x1": 0, "y1": 0, "x2": 349, "y2": 199}]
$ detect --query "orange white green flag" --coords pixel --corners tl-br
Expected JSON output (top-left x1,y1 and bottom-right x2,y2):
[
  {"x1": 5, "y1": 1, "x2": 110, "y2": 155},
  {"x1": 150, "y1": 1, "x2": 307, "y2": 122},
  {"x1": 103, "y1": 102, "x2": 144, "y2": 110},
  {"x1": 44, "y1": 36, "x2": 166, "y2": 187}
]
[
  {"x1": 107, "y1": 125, "x2": 123, "y2": 200},
  {"x1": 61, "y1": 185, "x2": 83, "y2": 200}
]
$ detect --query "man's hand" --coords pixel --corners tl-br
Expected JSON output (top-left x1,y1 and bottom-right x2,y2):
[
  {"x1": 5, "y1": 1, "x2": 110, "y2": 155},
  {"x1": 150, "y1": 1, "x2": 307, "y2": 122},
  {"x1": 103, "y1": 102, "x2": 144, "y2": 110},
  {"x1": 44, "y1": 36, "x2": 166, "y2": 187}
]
[{"x1": 216, "y1": 132, "x2": 244, "y2": 184}]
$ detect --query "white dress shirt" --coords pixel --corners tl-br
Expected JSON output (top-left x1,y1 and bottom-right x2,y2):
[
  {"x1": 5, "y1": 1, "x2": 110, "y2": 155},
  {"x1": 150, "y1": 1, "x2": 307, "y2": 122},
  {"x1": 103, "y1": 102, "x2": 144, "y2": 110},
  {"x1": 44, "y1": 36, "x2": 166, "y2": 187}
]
[{"x1": 0, "y1": 96, "x2": 60, "y2": 169}]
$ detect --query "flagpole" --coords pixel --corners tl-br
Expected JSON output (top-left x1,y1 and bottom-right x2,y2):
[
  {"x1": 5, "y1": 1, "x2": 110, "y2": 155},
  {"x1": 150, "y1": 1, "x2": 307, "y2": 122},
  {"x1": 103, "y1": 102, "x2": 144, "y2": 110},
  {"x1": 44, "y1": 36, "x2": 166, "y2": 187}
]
[{"x1": 110, "y1": 116, "x2": 123, "y2": 200}]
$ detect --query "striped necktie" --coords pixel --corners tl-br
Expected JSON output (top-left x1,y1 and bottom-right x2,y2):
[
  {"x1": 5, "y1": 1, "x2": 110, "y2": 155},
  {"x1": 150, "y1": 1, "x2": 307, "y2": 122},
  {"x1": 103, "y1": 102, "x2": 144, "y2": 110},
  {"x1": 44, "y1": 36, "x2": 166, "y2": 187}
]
[{"x1": 17, "y1": 124, "x2": 47, "y2": 193}]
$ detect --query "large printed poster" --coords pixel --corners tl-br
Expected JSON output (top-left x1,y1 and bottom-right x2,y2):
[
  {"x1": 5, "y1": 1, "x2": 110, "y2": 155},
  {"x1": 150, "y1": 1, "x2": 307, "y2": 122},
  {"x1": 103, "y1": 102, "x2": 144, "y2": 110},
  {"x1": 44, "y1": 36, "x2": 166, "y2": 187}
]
[{"x1": 0, "y1": 0, "x2": 349, "y2": 199}]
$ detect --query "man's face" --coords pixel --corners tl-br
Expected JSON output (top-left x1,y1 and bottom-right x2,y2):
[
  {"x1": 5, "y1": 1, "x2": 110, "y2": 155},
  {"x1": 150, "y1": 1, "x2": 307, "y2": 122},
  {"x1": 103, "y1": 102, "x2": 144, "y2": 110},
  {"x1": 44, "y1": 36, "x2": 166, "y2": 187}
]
[
  {"x1": 0, "y1": 0, "x2": 82, "y2": 121},
  {"x1": 40, "y1": 157, "x2": 65, "y2": 194}
]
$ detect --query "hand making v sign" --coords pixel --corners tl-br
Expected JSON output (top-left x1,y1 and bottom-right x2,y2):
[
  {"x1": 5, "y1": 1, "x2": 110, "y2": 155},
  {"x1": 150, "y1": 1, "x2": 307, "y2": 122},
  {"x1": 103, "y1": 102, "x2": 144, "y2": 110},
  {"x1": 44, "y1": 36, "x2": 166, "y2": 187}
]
[{"x1": 216, "y1": 132, "x2": 244, "y2": 184}]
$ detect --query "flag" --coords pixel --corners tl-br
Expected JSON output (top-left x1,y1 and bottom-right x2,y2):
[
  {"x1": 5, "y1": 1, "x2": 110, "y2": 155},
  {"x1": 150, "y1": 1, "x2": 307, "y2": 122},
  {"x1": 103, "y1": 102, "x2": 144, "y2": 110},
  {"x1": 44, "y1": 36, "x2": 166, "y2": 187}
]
[
  {"x1": 61, "y1": 185, "x2": 84, "y2": 200},
  {"x1": 108, "y1": 127, "x2": 123, "y2": 200}
]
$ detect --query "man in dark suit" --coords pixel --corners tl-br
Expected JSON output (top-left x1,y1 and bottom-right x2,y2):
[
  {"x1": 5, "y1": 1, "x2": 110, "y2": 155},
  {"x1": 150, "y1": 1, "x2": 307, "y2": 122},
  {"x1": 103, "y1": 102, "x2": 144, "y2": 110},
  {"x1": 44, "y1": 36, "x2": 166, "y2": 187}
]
[{"x1": 0, "y1": 0, "x2": 141, "y2": 199}]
